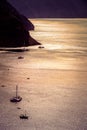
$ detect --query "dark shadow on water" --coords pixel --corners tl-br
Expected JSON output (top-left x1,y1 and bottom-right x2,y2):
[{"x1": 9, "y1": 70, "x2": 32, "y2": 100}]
[{"x1": 0, "y1": 48, "x2": 29, "y2": 52}]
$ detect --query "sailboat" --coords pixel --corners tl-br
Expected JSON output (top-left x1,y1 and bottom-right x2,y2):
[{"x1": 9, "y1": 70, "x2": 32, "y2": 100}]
[
  {"x1": 10, "y1": 85, "x2": 22, "y2": 102},
  {"x1": 20, "y1": 111, "x2": 28, "y2": 119}
]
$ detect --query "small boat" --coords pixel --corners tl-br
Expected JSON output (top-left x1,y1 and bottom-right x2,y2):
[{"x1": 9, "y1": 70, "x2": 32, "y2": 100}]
[
  {"x1": 38, "y1": 45, "x2": 44, "y2": 49},
  {"x1": 18, "y1": 56, "x2": 24, "y2": 59},
  {"x1": 10, "y1": 85, "x2": 22, "y2": 103},
  {"x1": 20, "y1": 114, "x2": 28, "y2": 119},
  {"x1": 20, "y1": 111, "x2": 28, "y2": 119}
]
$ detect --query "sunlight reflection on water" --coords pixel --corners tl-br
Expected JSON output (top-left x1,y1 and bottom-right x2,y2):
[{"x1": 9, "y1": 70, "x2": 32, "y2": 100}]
[{"x1": 30, "y1": 18, "x2": 87, "y2": 48}]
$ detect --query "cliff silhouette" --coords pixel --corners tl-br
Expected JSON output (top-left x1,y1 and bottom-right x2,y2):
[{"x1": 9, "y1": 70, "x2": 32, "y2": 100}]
[{"x1": 0, "y1": 0, "x2": 40, "y2": 48}]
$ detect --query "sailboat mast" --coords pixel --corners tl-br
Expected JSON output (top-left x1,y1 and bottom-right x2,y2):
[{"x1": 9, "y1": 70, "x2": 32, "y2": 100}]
[{"x1": 16, "y1": 85, "x2": 18, "y2": 98}]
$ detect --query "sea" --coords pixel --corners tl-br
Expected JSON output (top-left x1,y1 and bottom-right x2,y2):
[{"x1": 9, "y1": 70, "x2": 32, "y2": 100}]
[
  {"x1": 29, "y1": 18, "x2": 87, "y2": 71},
  {"x1": 0, "y1": 18, "x2": 87, "y2": 130}
]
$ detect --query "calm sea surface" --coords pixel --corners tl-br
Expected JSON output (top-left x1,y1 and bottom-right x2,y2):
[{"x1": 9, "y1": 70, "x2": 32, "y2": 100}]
[{"x1": 29, "y1": 18, "x2": 87, "y2": 71}]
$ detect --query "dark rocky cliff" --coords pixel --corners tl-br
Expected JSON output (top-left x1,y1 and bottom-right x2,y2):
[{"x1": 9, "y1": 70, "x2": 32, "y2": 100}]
[{"x1": 0, "y1": 0, "x2": 40, "y2": 47}]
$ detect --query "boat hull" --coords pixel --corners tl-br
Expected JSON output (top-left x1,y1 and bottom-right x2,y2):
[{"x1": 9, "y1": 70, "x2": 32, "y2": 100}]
[{"x1": 10, "y1": 96, "x2": 22, "y2": 102}]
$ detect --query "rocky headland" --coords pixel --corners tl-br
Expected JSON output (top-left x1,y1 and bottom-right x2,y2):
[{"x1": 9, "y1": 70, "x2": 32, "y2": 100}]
[{"x1": 0, "y1": 0, "x2": 40, "y2": 47}]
